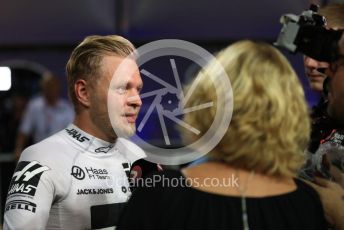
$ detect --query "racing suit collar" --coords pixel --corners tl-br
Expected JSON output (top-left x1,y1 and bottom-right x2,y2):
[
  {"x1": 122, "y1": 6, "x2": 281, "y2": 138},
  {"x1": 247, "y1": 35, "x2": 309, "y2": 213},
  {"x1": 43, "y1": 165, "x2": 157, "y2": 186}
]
[
  {"x1": 64, "y1": 124, "x2": 146, "y2": 161},
  {"x1": 64, "y1": 124, "x2": 115, "y2": 154}
]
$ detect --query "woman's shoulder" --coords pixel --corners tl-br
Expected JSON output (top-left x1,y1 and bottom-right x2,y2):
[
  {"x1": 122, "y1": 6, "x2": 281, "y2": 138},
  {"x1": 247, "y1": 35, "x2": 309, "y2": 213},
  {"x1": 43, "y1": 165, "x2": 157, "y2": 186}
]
[
  {"x1": 139, "y1": 169, "x2": 188, "y2": 190},
  {"x1": 292, "y1": 178, "x2": 324, "y2": 204},
  {"x1": 294, "y1": 178, "x2": 321, "y2": 197}
]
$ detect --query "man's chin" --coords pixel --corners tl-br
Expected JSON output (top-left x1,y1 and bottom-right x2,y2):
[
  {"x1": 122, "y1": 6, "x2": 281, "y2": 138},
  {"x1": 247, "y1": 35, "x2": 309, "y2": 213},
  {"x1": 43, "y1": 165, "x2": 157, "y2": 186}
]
[
  {"x1": 114, "y1": 125, "x2": 136, "y2": 138},
  {"x1": 309, "y1": 82, "x2": 324, "y2": 92}
]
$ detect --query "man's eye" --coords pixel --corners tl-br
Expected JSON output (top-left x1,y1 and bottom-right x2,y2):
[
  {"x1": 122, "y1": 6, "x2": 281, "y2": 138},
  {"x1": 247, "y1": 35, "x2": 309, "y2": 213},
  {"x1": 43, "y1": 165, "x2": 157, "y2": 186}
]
[{"x1": 116, "y1": 87, "x2": 127, "y2": 94}]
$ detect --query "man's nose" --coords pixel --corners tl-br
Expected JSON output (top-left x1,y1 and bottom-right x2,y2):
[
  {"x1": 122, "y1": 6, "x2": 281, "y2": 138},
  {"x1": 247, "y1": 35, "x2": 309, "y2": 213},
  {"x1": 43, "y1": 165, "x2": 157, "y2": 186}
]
[
  {"x1": 304, "y1": 56, "x2": 319, "y2": 68},
  {"x1": 128, "y1": 91, "x2": 142, "y2": 107}
]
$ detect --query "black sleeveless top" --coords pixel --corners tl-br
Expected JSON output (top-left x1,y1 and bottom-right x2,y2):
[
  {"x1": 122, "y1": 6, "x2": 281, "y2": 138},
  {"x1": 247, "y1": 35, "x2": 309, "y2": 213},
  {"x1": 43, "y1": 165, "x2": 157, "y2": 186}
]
[{"x1": 118, "y1": 170, "x2": 328, "y2": 230}]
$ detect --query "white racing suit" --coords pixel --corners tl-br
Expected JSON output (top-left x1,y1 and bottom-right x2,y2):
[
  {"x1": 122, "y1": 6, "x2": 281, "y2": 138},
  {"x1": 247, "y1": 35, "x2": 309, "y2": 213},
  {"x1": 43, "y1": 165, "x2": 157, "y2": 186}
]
[{"x1": 4, "y1": 124, "x2": 145, "y2": 230}]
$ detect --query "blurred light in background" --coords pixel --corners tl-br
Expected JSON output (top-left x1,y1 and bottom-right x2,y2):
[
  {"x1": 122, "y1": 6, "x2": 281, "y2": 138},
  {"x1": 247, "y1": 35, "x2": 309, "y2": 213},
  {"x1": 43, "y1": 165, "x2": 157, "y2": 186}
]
[{"x1": 0, "y1": 67, "x2": 11, "y2": 91}]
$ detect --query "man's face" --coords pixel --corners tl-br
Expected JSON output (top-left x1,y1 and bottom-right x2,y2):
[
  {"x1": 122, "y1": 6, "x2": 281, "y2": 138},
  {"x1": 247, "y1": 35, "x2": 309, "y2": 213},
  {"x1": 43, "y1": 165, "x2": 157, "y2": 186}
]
[
  {"x1": 304, "y1": 56, "x2": 329, "y2": 92},
  {"x1": 89, "y1": 56, "x2": 143, "y2": 140}
]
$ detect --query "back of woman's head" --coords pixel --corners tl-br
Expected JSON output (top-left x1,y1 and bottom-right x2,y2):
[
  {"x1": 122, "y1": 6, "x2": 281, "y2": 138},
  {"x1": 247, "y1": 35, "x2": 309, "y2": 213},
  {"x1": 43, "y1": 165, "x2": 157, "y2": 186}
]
[{"x1": 183, "y1": 40, "x2": 310, "y2": 177}]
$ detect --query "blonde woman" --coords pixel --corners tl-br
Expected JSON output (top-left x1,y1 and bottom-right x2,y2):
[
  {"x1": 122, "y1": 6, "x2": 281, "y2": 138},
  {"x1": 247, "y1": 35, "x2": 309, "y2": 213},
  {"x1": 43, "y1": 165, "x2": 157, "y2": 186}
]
[{"x1": 118, "y1": 41, "x2": 328, "y2": 230}]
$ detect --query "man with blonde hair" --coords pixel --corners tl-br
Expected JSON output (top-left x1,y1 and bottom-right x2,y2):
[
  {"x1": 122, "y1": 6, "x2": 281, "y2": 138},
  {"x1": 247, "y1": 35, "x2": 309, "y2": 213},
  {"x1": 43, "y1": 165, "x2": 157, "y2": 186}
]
[{"x1": 4, "y1": 35, "x2": 145, "y2": 229}]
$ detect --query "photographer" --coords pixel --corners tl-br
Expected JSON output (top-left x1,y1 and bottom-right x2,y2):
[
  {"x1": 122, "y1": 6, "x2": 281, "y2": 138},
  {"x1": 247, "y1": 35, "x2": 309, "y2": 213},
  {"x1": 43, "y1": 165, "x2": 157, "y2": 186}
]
[
  {"x1": 306, "y1": 4, "x2": 344, "y2": 157},
  {"x1": 275, "y1": 4, "x2": 344, "y2": 183},
  {"x1": 304, "y1": 4, "x2": 344, "y2": 94},
  {"x1": 308, "y1": 14, "x2": 344, "y2": 230},
  {"x1": 321, "y1": 31, "x2": 344, "y2": 187},
  {"x1": 311, "y1": 32, "x2": 344, "y2": 225},
  {"x1": 275, "y1": 6, "x2": 344, "y2": 229}
]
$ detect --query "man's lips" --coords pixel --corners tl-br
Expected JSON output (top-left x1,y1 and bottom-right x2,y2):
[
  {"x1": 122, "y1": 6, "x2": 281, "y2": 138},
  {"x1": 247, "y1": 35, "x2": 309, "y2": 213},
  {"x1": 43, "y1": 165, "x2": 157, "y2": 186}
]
[
  {"x1": 124, "y1": 114, "x2": 137, "y2": 123},
  {"x1": 307, "y1": 73, "x2": 325, "y2": 82}
]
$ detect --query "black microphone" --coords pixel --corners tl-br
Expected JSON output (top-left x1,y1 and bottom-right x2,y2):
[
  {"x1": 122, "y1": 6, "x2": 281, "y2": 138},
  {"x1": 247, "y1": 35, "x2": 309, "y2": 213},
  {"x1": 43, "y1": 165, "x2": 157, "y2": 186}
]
[{"x1": 129, "y1": 158, "x2": 162, "y2": 190}]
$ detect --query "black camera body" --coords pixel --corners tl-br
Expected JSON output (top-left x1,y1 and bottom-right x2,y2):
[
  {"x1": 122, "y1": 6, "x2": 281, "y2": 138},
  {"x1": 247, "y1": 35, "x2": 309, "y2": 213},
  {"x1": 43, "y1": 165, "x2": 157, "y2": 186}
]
[{"x1": 275, "y1": 5, "x2": 343, "y2": 62}]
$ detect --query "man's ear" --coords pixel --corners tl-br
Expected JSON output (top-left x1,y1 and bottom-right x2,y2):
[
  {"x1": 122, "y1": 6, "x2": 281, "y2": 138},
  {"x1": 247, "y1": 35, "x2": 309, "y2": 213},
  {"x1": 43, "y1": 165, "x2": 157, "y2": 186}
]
[{"x1": 75, "y1": 79, "x2": 91, "y2": 107}]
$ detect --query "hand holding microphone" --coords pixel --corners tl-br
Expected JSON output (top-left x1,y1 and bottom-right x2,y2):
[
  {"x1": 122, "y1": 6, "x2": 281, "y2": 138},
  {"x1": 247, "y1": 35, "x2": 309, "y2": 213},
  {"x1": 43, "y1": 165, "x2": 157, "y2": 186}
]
[{"x1": 129, "y1": 158, "x2": 163, "y2": 190}]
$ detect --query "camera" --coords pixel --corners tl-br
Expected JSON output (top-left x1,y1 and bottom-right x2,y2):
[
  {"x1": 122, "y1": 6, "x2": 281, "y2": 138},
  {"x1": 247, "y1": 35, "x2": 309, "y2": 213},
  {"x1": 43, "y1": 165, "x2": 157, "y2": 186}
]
[{"x1": 274, "y1": 4, "x2": 343, "y2": 62}]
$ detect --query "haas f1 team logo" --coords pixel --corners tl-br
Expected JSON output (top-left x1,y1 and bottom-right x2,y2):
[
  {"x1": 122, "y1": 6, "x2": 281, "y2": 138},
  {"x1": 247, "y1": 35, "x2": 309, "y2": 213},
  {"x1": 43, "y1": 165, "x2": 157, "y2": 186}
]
[
  {"x1": 71, "y1": 166, "x2": 85, "y2": 180},
  {"x1": 8, "y1": 161, "x2": 50, "y2": 197}
]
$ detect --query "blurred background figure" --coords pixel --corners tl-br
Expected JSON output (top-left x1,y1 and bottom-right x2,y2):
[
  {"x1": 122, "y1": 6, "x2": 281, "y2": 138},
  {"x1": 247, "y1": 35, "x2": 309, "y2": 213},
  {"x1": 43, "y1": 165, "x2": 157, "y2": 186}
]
[
  {"x1": 0, "y1": 61, "x2": 46, "y2": 224},
  {"x1": 0, "y1": 93, "x2": 28, "y2": 154},
  {"x1": 118, "y1": 41, "x2": 328, "y2": 230},
  {"x1": 14, "y1": 72, "x2": 74, "y2": 159}
]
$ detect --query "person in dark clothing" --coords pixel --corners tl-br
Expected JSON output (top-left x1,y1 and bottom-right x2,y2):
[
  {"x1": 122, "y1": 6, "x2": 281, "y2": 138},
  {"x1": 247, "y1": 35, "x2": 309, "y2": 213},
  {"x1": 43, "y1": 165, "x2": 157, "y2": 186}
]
[
  {"x1": 307, "y1": 3, "x2": 344, "y2": 152},
  {"x1": 117, "y1": 41, "x2": 329, "y2": 230},
  {"x1": 301, "y1": 3, "x2": 344, "y2": 183}
]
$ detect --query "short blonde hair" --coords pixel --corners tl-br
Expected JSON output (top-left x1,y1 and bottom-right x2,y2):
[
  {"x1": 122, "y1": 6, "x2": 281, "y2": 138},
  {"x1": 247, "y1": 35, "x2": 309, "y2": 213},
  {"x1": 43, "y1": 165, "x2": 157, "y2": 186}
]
[
  {"x1": 66, "y1": 35, "x2": 135, "y2": 110},
  {"x1": 183, "y1": 40, "x2": 310, "y2": 177}
]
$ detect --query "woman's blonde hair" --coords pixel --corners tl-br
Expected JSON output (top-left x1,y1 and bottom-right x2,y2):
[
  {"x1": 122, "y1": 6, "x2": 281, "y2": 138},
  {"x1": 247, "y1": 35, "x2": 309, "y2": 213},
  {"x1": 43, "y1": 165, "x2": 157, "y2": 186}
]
[{"x1": 183, "y1": 40, "x2": 310, "y2": 177}]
